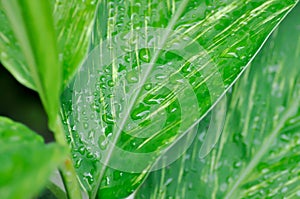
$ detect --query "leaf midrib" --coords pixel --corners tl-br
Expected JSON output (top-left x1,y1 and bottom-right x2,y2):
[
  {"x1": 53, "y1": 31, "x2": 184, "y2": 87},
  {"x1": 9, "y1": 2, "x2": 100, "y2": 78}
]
[{"x1": 92, "y1": 0, "x2": 190, "y2": 198}]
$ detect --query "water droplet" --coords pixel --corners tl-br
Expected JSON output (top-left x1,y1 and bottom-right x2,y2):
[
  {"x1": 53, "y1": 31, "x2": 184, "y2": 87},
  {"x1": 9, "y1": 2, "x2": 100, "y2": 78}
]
[
  {"x1": 164, "y1": 178, "x2": 173, "y2": 186},
  {"x1": 100, "y1": 75, "x2": 106, "y2": 82},
  {"x1": 113, "y1": 171, "x2": 123, "y2": 180},
  {"x1": 107, "y1": 80, "x2": 114, "y2": 87},
  {"x1": 104, "y1": 126, "x2": 113, "y2": 136},
  {"x1": 86, "y1": 151, "x2": 94, "y2": 158},
  {"x1": 124, "y1": 54, "x2": 131, "y2": 63},
  {"x1": 139, "y1": 48, "x2": 150, "y2": 63},
  {"x1": 83, "y1": 172, "x2": 94, "y2": 184},
  {"x1": 144, "y1": 94, "x2": 165, "y2": 105},
  {"x1": 126, "y1": 71, "x2": 139, "y2": 83},
  {"x1": 144, "y1": 83, "x2": 152, "y2": 91},
  {"x1": 227, "y1": 52, "x2": 238, "y2": 58},
  {"x1": 155, "y1": 74, "x2": 167, "y2": 80},
  {"x1": 78, "y1": 146, "x2": 86, "y2": 155},
  {"x1": 220, "y1": 183, "x2": 227, "y2": 192},
  {"x1": 131, "y1": 103, "x2": 150, "y2": 120},
  {"x1": 98, "y1": 135, "x2": 108, "y2": 150},
  {"x1": 105, "y1": 176, "x2": 110, "y2": 185},
  {"x1": 131, "y1": 141, "x2": 136, "y2": 147},
  {"x1": 102, "y1": 114, "x2": 114, "y2": 124},
  {"x1": 233, "y1": 161, "x2": 242, "y2": 168},
  {"x1": 66, "y1": 135, "x2": 72, "y2": 142},
  {"x1": 118, "y1": 63, "x2": 126, "y2": 72},
  {"x1": 88, "y1": 130, "x2": 95, "y2": 139},
  {"x1": 75, "y1": 159, "x2": 82, "y2": 168},
  {"x1": 83, "y1": 122, "x2": 89, "y2": 129},
  {"x1": 281, "y1": 187, "x2": 288, "y2": 193},
  {"x1": 280, "y1": 134, "x2": 290, "y2": 142}
]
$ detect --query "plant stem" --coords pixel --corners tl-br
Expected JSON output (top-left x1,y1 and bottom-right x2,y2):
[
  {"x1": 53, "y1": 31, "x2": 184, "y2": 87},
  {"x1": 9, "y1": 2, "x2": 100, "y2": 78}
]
[{"x1": 50, "y1": 115, "x2": 82, "y2": 199}]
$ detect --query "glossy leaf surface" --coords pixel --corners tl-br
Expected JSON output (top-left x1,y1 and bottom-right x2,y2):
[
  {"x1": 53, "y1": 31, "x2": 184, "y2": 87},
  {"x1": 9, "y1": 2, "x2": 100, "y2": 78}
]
[
  {"x1": 0, "y1": 0, "x2": 99, "y2": 90},
  {"x1": 136, "y1": 3, "x2": 300, "y2": 198},
  {"x1": 0, "y1": 117, "x2": 66, "y2": 199},
  {"x1": 61, "y1": 0, "x2": 298, "y2": 198},
  {"x1": 0, "y1": 0, "x2": 61, "y2": 124},
  {"x1": 52, "y1": 0, "x2": 99, "y2": 87},
  {"x1": 0, "y1": 0, "x2": 99, "y2": 125}
]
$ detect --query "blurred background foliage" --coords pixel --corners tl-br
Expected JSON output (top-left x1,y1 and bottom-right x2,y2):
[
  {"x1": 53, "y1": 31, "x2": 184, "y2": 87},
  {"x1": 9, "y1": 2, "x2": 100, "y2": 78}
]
[{"x1": 0, "y1": 63, "x2": 53, "y2": 142}]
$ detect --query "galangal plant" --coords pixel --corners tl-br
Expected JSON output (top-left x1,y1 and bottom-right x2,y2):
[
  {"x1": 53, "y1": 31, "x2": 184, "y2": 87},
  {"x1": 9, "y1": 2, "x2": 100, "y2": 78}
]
[{"x1": 0, "y1": 0, "x2": 299, "y2": 199}]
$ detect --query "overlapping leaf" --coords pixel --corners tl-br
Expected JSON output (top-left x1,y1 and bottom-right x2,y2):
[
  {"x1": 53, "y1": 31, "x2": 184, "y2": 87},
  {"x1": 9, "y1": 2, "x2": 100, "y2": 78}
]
[
  {"x1": 0, "y1": 0, "x2": 99, "y2": 125},
  {"x1": 136, "y1": 3, "x2": 300, "y2": 198},
  {"x1": 61, "y1": 0, "x2": 298, "y2": 198},
  {"x1": 0, "y1": 117, "x2": 67, "y2": 199},
  {"x1": 0, "y1": 0, "x2": 61, "y2": 125},
  {"x1": 51, "y1": 0, "x2": 100, "y2": 88}
]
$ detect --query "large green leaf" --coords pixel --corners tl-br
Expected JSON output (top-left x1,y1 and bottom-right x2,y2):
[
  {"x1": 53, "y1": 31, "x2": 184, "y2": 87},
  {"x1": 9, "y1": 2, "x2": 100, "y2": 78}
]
[
  {"x1": 136, "y1": 3, "x2": 300, "y2": 198},
  {"x1": 0, "y1": 0, "x2": 99, "y2": 125},
  {"x1": 0, "y1": 117, "x2": 67, "y2": 199},
  {"x1": 61, "y1": 0, "x2": 298, "y2": 198}
]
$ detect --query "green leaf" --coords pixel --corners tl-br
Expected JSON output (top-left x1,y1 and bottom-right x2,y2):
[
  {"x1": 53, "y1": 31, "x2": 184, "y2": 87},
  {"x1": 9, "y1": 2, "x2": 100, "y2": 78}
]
[
  {"x1": 0, "y1": 0, "x2": 61, "y2": 126},
  {"x1": 61, "y1": 0, "x2": 298, "y2": 198},
  {"x1": 0, "y1": 117, "x2": 67, "y2": 199},
  {"x1": 51, "y1": 0, "x2": 100, "y2": 88},
  {"x1": 0, "y1": 0, "x2": 99, "y2": 125},
  {"x1": 136, "y1": 3, "x2": 300, "y2": 198}
]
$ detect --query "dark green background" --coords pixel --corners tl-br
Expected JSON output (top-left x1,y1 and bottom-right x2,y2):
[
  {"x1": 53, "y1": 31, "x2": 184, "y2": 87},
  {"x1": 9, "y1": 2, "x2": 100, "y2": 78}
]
[{"x1": 0, "y1": 63, "x2": 53, "y2": 142}]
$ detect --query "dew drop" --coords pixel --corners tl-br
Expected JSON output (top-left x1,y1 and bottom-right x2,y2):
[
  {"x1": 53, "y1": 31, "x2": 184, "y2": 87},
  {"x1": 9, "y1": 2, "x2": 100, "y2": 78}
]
[
  {"x1": 88, "y1": 130, "x2": 95, "y2": 139},
  {"x1": 83, "y1": 122, "x2": 89, "y2": 129},
  {"x1": 155, "y1": 74, "x2": 167, "y2": 80},
  {"x1": 107, "y1": 80, "x2": 114, "y2": 87},
  {"x1": 126, "y1": 71, "x2": 139, "y2": 83},
  {"x1": 281, "y1": 187, "x2": 288, "y2": 193},
  {"x1": 100, "y1": 75, "x2": 106, "y2": 82},
  {"x1": 220, "y1": 183, "x2": 227, "y2": 192},
  {"x1": 105, "y1": 176, "x2": 111, "y2": 185},
  {"x1": 131, "y1": 141, "x2": 136, "y2": 147},
  {"x1": 165, "y1": 178, "x2": 173, "y2": 186},
  {"x1": 98, "y1": 135, "x2": 108, "y2": 150},
  {"x1": 227, "y1": 52, "x2": 238, "y2": 58},
  {"x1": 87, "y1": 151, "x2": 94, "y2": 158},
  {"x1": 233, "y1": 161, "x2": 242, "y2": 168},
  {"x1": 131, "y1": 103, "x2": 150, "y2": 120},
  {"x1": 113, "y1": 171, "x2": 123, "y2": 180},
  {"x1": 78, "y1": 146, "x2": 86, "y2": 155},
  {"x1": 102, "y1": 114, "x2": 114, "y2": 124},
  {"x1": 139, "y1": 48, "x2": 150, "y2": 63},
  {"x1": 144, "y1": 83, "x2": 152, "y2": 91},
  {"x1": 83, "y1": 172, "x2": 94, "y2": 184},
  {"x1": 75, "y1": 159, "x2": 82, "y2": 168}
]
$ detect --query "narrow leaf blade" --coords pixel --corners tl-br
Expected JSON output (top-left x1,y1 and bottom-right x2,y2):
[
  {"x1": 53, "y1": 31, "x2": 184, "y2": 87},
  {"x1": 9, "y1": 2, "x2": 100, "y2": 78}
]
[
  {"x1": 0, "y1": 0, "x2": 99, "y2": 125},
  {"x1": 0, "y1": 117, "x2": 67, "y2": 199},
  {"x1": 0, "y1": 0, "x2": 61, "y2": 124},
  {"x1": 52, "y1": 0, "x2": 100, "y2": 87}
]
